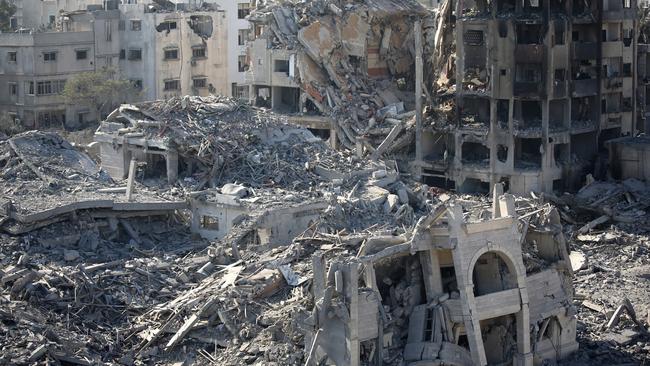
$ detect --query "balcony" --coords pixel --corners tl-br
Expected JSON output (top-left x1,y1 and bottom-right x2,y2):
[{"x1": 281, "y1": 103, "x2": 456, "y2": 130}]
[
  {"x1": 475, "y1": 288, "x2": 522, "y2": 320},
  {"x1": 602, "y1": 77, "x2": 623, "y2": 91},
  {"x1": 571, "y1": 79, "x2": 598, "y2": 97},
  {"x1": 602, "y1": 41, "x2": 623, "y2": 58},
  {"x1": 515, "y1": 44, "x2": 546, "y2": 63},
  {"x1": 514, "y1": 81, "x2": 545, "y2": 97},
  {"x1": 572, "y1": 42, "x2": 598, "y2": 60}
]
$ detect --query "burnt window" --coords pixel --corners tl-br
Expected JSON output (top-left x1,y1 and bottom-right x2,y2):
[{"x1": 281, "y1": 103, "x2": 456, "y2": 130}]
[
  {"x1": 201, "y1": 216, "x2": 219, "y2": 230},
  {"x1": 498, "y1": 21, "x2": 508, "y2": 37},
  {"x1": 8, "y1": 83, "x2": 17, "y2": 96},
  {"x1": 120, "y1": 49, "x2": 125, "y2": 59},
  {"x1": 500, "y1": 69, "x2": 507, "y2": 76},
  {"x1": 554, "y1": 23, "x2": 565, "y2": 45},
  {"x1": 8, "y1": 51, "x2": 16, "y2": 62},
  {"x1": 554, "y1": 68, "x2": 566, "y2": 81},
  {"x1": 464, "y1": 30, "x2": 484, "y2": 45},
  {"x1": 238, "y1": 55, "x2": 247, "y2": 72},
  {"x1": 131, "y1": 20, "x2": 141, "y2": 31}
]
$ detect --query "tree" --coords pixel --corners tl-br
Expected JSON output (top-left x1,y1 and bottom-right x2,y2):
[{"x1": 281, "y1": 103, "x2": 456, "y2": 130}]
[
  {"x1": 0, "y1": 0, "x2": 16, "y2": 32},
  {"x1": 61, "y1": 68, "x2": 140, "y2": 122}
]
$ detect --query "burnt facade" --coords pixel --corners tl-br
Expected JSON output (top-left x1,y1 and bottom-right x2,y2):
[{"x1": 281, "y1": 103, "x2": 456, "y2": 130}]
[{"x1": 419, "y1": 0, "x2": 638, "y2": 194}]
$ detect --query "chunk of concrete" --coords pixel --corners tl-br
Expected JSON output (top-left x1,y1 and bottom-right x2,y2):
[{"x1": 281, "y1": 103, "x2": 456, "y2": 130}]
[
  {"x1": 221, "y1": 183, "x2": 249, "y2": 198},
  {"x1": 397, "y1": 188, "x2": 409, "y2": 204},
  {"x1": 362, "y1": 185, "x2": 389, "y2": 206},
  {"x1": 569, "y1": 251, "x2": 587, "y2": 271},
  {"x1": 372, "y1": 170, "x2": 388, "y2": 179},
  {"x1": 384, "y1": 194, "x2": 399, "y2": 213},
  {"x1": 64, "y1": 250, "x2": 80, "y2": 262}
]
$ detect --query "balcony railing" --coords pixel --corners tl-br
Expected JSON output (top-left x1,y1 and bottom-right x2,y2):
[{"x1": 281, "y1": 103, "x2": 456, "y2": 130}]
[
  {"x1": 572, "y1": 42, "x2": 598, "y2": 60},
  {"x1": 514, "y1": 81, "x2": 545, "y2": 97},
  {"x1": 571, "y1": 78, "x2": 598, "y2": 97}
]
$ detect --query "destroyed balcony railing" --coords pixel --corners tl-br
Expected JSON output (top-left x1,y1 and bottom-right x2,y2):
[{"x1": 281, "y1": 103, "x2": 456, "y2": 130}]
[
  {"x1": 513, "y1": 81, "x2": 545, "y2": 97},
  {"x1": 515, "y1": 44, "x2": 545, "y2": 63},
  {"x1": 571, "y1": 119, "x2": 598, "y2": 132},
  {"x1": 571, "y1": 79, "x2": 598, "y2": 97},
  {"x1": 572, "y1": 42, "x2": 598, "y2": 60}
]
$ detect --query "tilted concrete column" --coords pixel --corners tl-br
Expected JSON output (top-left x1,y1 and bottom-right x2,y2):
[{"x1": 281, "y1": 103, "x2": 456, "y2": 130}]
[
  {"x1": 492, "y1": 182, "x2": 504, "y2": 218},
  {"x1": 420, "y1": 250, "x2": 444, "y2": 301},
  {"x1": 166, "y1": 150, "x2": 178, "y2": 184}
]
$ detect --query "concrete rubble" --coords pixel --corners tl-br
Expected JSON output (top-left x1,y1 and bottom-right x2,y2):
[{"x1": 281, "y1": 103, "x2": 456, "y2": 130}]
[{"x1": 0, "y1": 95, "x2": 647, "y2": 365}]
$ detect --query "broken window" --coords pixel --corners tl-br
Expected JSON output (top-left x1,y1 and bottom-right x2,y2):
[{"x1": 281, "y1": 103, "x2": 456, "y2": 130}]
[
  {"x1": 274, "y1": 59, "x2": 290, "y2": 74},
  {"x1": 497, "y1": 145, "x2": 508, "y2": 163},
  {"x1": 156, "y1": 20, "x2": 177, "y2": 33},
  {"x1": 164, "y1": 48, "x2": 179, "y2": 60},
  {"x1": 623, "y1": 63, "x2": 632, "y2": 77},
  {"x1": 238, "y1": 55, "x2": 248, "y2": 72},
  {"x1": 76, "y1": 49, "x2": 88, "y2": 60},
  {"x1": 497, "y1": 0, "x2": 515, "y2": 14},
  {"x1": 554, "y1": 143, "x2": 569, "y2": 165},
  {"x1": 201, "y1": 216, "x2": 219, "y2": 230},
  {"x1": 237, "y1": 3, "x2": 251, "y2": 19},
  {"x1": 514, "y1": 100, "x2": 542, "y2": 131},
  {"x1": 192, "y1": 46, "x2": 206, "y2": 59},
  {"x1": 193, "y1": 78, "x2": 207, "y2": 88},
  {"x1": 460, "y1": 97, "x2": 490, "y2": 129},
  {"x1": 8, "y1": 82, "x2": 16, "y2": 96},
  {"x1": 120, "y1": 49, "x2": 125, "y2": 59},
  {"x1": 461, "y1": 141, "x2": 490, "y2": 165},
  {"x1": 232, "y1": 83, "x2": 249, "y2": 100},
  {"x1": 516, "y1": 24, "x2": 544, "y2": 44},
  {"x1": 131, "y1": 79, "x2": 143, "y2": 90},
  {"x1": 498, "y1": 21, "x2": 508, "y2": 37},
  {"x1": 128, "y1": 49, "x2": 142, "y2": 61},
  {"x1": 497, "y1": 100, "x2": 509, "y2": 129},
  {"x1": 25, "y1": 81, "x2": 34, "y2": 95},
  {"x1": 464, "y1": 30, "x2": 484, "y2": 45},
  {"x1": 238, "y1": 29, "x2": 249, "y2": 45},
  {"x1": 480, "y1": 315, "x2": 517, "y2": 364},
  {"x1": 549, "y1": 100, "x2": 567, "y2": 130},
  {"x1": 164, "y1": 79, "x2": 180, "y2": 91},
  {"x1": 473, "y1": 252, "x2": 516, "y2": 296},
  {"x1": 515, "y1": 64, "x2": 542, "y2": 83},
  {"x1": 8, "y1": 51, "x2": 16, "y2": 62},
  {"x1": 43, "y1": 51, "x2": 57, "y2": 62},
  {"x1": 554, "y1": 68, "x2": 566, "y2": 81},
  {"x1": 514, "y1": 137, "x2": 542, "y2": 169},
  {"x1": 131, "y1": 20, "x2": 141, "y2": 31},
  {"x1": 554, "y1": 22, "x2": 565, "y2": 45}
]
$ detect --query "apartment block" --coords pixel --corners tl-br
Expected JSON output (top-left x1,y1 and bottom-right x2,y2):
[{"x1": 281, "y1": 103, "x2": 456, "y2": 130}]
[
  {"x1": 417, "y1": 0, "x2": 638, "y2": 194},
  {"x1": 117, "y1": 3, "x2": 229, "y2": 100},
  {"x1": 0, "y1": 10, "x2": 120, "y2": 128}
]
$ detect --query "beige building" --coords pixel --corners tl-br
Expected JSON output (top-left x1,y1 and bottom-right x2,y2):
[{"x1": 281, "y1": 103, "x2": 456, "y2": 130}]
[
  {"x1": 0, "y1": 10, "x2": 120, "y2": 128},
  {"x1": 117, "y1": 4, "x2": 229, "y2": 100}
]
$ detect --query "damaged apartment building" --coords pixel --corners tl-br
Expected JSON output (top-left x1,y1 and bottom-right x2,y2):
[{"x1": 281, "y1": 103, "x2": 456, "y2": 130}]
[
  {"x1": 416, "y1": 0, "x2": 639, "y2": 194},
  {"x1": 307, "y1": 190, "x2": 577, "y2": 366}
]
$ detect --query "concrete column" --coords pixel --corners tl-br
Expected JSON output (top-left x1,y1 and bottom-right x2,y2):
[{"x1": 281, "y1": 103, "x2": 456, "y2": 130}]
[
  {"x1": 125, "y1": 158, "x2": 137, "y2": 202},
  {"x1": 346, "y1": 263, "x2": 360, "y2": 366},
  {"x1": 492, "y1": 182, "x2": 504, "y2": 218},
  {"x1": 166, "y1": 150, "x2": 179, "y2": 184},
  {"x1": 420, "y1": 250, "x2": 444, "y2": 301}
]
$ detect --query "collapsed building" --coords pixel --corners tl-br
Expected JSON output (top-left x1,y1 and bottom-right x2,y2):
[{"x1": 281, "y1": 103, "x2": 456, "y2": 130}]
[
  {"x1": 2, "y1": 96, "x2": 649, "y2": 365},
  {"x1": 305, "y1": 188, "x2": 577, "y2": 366}
]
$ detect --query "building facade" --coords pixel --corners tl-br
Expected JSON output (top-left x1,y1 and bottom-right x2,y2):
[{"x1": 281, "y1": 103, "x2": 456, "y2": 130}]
[
  {"x1": 417, "y1": 0, "x2": 638, "y2": 194},
  {"x1": 0, "y1": 10, "x2": 120, "y2": 128}
]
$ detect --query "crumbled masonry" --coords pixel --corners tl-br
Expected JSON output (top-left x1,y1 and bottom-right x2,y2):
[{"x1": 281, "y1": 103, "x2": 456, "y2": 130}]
[{"x1": 1, "y1": 96, "x2": 649, "y2": 365}]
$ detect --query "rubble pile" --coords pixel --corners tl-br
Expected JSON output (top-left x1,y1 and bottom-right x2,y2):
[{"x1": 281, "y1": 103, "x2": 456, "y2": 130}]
[
  {"x1": 249, "y1": 0, "x2": 437, "y2": 153},
  {"x1": 98, "y1": 95, "x2": 368, "y2": 191},
  {"x1": 0, "y1": 97, "x2": 648, "y2": 365}
]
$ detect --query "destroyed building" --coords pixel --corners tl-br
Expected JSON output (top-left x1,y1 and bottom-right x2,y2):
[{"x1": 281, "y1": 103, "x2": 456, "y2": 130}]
[
  {"x1": 305, "y1": 189, "x2": 578, "y2": 366},
  {"x1": 1, "y1": 94, "x2": 649, "y2": 365},
  {"x1": 416, "y1": 0, "x2": 640, "y2": 194}
]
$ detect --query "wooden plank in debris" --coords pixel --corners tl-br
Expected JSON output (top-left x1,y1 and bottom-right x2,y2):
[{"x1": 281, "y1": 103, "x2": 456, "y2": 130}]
[
  {"x1": 578, "y1": 215, "x2": 610, "y2": 234},
  {"x1": 370, "y1": 122, "x2": 404, "y2": 161},
  {"x1": 165, "y1": 297, "x2": 218, "y2": 351}
]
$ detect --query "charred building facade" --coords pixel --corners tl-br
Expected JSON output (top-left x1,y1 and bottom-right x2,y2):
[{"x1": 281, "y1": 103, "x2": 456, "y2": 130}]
[{"x1": 418, "y1": 0, "x2": 638, "y2": 194}]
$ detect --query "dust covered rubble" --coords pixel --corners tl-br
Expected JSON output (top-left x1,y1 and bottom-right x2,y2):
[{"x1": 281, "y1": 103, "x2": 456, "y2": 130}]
[{"x1": 0, "y1": 96, "x2": 648, "y2": 365}]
